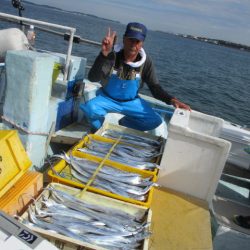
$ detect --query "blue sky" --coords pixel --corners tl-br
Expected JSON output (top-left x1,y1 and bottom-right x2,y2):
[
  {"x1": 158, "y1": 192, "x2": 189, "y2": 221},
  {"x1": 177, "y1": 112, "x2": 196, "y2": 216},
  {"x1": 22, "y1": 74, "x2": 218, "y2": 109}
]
[{"x1": 30, "y1": 0, "x2": 250, "y2": 45}]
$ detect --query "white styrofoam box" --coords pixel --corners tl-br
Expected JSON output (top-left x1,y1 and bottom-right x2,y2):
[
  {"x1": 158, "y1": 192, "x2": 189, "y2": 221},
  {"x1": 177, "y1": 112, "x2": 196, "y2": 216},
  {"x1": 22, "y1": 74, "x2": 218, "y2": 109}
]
[
  {"x1": 175, "y1": 109, "x2": 223, "y2": 137},
  {"x1": 4, "y1": 50, "x2": 54, "y2": 168},
  {"x1": 220, "y1": 121, "x2": 250, "y2": 169},
  {"x1": 82, "y1": 80, "x2": 101, "y2": 101},
  {"x1": 158, "y1": 109, "x2": 231, "y2": 205},
  {"x1": 102, "y1": 112, "x2": 124, "y2": 126},
  {"x1": 77, "y1": 80, "x2": 101, "y2": 122},
  {"x1": 44, "y1": 51, "x2": 87, "y2": 82}
]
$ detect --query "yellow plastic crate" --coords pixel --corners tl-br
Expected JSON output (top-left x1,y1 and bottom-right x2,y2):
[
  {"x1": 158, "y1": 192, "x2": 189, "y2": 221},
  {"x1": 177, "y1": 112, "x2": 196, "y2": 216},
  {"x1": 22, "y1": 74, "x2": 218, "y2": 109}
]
[
  {"x1": 72, "y1": 134, "x2": 160, "y2": 175},
  {"x1": 0, "y1": 130, "x2": 32, "y2": 198},
  {"x1": 0, "y1": 171, "x2": 43, "y2": 216},
  {"x1": 47, "y1": 150, "x2": 157, "y2": 207},
  {"x1": 21, "y1": 183, "x2": 151, "y2": 250}
]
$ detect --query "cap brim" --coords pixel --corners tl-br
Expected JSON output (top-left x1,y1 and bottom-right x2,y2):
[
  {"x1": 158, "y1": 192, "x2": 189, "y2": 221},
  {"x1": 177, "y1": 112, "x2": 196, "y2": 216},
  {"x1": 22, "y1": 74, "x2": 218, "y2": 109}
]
[{"x1": 125, "y1": 34, "x2": 145, "y2": 41}]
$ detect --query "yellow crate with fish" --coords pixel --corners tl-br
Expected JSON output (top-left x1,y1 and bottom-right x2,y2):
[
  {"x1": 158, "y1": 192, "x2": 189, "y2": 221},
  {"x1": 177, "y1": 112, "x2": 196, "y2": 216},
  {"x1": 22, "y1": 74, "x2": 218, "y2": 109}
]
[
  {"x1": 72, "y1": 133, "x2": 162, "y2": 175},
  {"x1": 97, "y1": 122, "x2": 165, "y2": 152},
  {"x1": 47, "y1": 148, "x2": 158, "y2": 207},
  {"x1": 95, "y1": 122, "x2": 166, "y2": 168},
  {"x1": 20, "y1": 182, "x2": 152, "y2": 250},
  {"x1": 96, "y1": 124, "x2": 165, "y2": 169}
]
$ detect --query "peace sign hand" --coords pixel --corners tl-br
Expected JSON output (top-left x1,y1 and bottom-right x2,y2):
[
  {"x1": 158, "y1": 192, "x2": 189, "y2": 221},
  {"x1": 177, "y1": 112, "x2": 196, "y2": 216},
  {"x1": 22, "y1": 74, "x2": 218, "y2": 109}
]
[{"x1": 101, "y1": 27, "x2": 117, "y2": 57}]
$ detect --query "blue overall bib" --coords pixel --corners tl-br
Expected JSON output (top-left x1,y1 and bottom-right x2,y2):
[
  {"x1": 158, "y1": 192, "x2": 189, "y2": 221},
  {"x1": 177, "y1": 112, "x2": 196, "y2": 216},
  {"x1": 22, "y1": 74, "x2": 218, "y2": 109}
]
[{"x1": 80, "y1": 70, "x2": 162, "y2": 131}]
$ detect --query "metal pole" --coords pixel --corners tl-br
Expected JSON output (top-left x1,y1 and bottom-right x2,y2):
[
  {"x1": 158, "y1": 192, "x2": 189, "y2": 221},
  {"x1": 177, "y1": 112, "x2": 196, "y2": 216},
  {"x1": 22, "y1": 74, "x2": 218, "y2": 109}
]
[
  {"x1": 64, "y1": 29, "x2": 75, "y2": 82},
  {"x1": 0, "y1": 12, "x2": 76, "y2": 81}
]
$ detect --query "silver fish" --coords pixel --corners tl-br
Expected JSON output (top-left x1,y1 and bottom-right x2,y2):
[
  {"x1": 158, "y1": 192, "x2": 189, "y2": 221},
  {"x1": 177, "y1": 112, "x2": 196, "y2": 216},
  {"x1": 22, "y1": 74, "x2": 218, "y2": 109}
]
[
  {"x1": 101, "y1": 129, "x2": 162, "y2": 148},
  {"x1": 77, "y1": 148, "x2": 159, "y2": 171},
  {"x1": 53, "y1": 154, "x2": 155, "y2": 201},
  {"x1": 24, "y1": 187, "x2": 151, "y2": 250}
]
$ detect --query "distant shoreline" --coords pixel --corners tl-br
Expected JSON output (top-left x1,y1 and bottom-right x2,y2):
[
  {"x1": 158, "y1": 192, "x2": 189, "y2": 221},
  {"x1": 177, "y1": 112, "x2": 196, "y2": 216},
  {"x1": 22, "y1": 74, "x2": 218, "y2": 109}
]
[
  {"x1": 22, "y1": 0, "x2": 250, "y2": 51},
  {"x1": 23, "y1": 1, "x2": 121, "y2": 24},
  {"x1": 177, "y1": 34, "x2": 250, "y2": 52}
]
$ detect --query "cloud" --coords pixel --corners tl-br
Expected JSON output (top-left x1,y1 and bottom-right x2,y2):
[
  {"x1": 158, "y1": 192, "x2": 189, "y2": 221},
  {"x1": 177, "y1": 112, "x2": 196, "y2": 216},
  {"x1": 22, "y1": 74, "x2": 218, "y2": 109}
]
[{"x1": 151, "y1": 0, "x2": 250, "y2": 23}]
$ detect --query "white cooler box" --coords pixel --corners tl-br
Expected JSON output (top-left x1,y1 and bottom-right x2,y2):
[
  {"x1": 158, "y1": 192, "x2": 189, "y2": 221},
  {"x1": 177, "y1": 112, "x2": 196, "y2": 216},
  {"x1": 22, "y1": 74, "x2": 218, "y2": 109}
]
[{"x1": 158, "y1": 109, "x2": 231, "y2": 205}]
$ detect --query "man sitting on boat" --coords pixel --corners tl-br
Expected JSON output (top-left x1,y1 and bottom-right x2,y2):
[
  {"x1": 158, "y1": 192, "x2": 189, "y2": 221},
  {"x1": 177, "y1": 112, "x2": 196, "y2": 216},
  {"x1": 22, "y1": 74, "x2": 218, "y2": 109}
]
[{"x1": 80, "y1": 22, "x2": 190, "y2": 132}]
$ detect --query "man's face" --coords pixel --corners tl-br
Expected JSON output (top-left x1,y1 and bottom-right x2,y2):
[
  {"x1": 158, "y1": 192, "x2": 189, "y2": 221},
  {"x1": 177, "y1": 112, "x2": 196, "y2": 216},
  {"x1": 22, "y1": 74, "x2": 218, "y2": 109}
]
[{"x1": 123, "y1": 37, "x2": 143, "y2": 58}]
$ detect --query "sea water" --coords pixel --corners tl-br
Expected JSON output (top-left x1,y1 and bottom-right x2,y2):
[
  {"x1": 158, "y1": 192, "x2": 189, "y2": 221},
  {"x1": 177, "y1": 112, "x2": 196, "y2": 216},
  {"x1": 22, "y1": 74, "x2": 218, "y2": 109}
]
[{"x1": 1, "y1": 0, "x2": 250, "y2": 126}]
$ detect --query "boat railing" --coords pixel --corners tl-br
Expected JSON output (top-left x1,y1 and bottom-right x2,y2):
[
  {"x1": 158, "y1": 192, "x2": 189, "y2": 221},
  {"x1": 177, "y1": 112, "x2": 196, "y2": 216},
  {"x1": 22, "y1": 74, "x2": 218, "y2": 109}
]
[{"x1": 0, "y1": 12, "x2": 101, "y2": 81}]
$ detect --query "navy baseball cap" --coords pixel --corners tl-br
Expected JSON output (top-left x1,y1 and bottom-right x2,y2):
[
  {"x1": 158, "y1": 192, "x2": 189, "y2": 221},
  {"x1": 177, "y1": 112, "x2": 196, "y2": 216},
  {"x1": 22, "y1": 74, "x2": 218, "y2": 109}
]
[{"x1": 124, "y1": 22, "x2": 147, "y2": 41}]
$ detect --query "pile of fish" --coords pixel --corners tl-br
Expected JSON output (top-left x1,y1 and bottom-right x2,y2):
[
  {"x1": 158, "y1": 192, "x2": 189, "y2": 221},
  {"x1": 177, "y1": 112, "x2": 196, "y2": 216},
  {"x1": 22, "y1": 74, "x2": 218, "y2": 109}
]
[
  {"x1": 54, "y1": 153, "x2": 157, "y2": 201},
  {"x1": 78, "y1": 132, "x2": 163, "y2": 171},
  {"x1": 101, "y1": 129, "x2": 163, "y2": 150},
  {"x1": 23, "y1": 187, "x2": 151, "y2": 250}
]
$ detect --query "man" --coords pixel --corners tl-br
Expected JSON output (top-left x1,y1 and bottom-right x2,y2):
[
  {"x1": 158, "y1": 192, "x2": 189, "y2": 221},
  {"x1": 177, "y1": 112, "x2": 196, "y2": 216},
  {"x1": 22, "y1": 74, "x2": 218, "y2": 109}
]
[{"x1": 80, "y1": 22, "x2": 190, "y2": 132}]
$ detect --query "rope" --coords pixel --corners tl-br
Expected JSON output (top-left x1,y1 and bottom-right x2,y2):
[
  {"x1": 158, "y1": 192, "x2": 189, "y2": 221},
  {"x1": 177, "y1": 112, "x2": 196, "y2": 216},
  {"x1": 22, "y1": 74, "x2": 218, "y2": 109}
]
[
  {"x1": 77, "y1": 136, "x2": 122, "y2": 199},
  {"x1": 1, "y1": 115, "x2": 49, "y2": 136}
]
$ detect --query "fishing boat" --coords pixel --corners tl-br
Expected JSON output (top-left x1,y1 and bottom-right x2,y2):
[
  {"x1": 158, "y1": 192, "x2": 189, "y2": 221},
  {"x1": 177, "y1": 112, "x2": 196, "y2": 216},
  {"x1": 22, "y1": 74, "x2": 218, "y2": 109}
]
[{"x1": 0, "y1": 5, "x2": 250, "y2": 250}]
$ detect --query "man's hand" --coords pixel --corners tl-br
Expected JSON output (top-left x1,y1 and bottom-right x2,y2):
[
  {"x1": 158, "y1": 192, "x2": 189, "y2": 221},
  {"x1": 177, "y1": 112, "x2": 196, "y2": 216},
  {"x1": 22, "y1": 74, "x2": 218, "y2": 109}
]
[
  {"x1": 101, "y1": 27, "x2": 116, "y2": 57},
  {"x1": 171, "y1": 98, "x2": 191, "y2": 111}
]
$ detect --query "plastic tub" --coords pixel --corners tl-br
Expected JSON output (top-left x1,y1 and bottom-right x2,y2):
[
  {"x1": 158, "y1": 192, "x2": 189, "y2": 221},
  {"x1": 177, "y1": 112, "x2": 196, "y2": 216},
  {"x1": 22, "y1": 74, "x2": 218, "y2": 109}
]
[
  {"x1": 0, "y1": 130, "x2": 32, "y2": 198},
  {"x1": 47, "y1": 150, "x2": 157, "y2": 207},
  {"x1": 158, "y1": 109, "x2": 231, "y2": 204}
]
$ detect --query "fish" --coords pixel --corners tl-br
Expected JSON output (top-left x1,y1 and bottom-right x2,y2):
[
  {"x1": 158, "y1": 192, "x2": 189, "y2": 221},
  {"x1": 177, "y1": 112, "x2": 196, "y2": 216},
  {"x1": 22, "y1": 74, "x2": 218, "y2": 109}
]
[
  {"x1": 77, "y1": 147, "x2": 160, "y2": 171},
  {"x1": 101, "y1": 129, "x2": 162, "y2": 148},
  {"x1": 85, "y1": 138, "x2": 160, "y2": 161},
  {"x1": 24, "y1": 187, "x2": 151, "y2": 249},
  {"x1": 53, "y1": 153, "x2": 157, "y2": 201},
  {"x1": 48, "y1": 187, "x2": 148, "y2": 228},
  {"x1": 69, "y1": 168, "x2": 148, "y2": 201}
]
